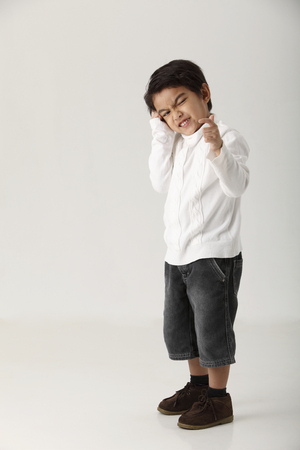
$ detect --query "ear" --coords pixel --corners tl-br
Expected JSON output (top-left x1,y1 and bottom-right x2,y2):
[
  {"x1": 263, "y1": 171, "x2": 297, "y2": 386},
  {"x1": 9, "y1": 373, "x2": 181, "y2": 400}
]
[{"x1": 201, "y1": 83, "x2": 211, "y2": 104}]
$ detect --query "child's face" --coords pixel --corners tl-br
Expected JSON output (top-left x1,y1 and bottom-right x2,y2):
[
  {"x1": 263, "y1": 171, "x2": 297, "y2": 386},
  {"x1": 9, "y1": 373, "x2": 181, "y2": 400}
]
[{"x1": 152, "y1": 85, "x2": 210, "y2": 136}]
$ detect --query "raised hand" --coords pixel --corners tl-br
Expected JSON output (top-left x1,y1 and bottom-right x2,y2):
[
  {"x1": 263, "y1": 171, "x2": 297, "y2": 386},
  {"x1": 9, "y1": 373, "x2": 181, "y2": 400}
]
[
  {"x1": 151, "y1": 110, "x2": 160, "y2": 119},
  {"x1": 198, "y1": 115, "x2": 223, "y2": 157}
]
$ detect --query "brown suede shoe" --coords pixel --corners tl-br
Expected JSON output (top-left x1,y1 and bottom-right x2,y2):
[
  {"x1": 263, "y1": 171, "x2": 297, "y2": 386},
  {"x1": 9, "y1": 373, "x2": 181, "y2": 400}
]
[
  {"x1": 178, "y1": 389, "x2": 233, "y2": 429},
  {"x1": 157, "y1": 383, "x2": 208, "y2": 415}
]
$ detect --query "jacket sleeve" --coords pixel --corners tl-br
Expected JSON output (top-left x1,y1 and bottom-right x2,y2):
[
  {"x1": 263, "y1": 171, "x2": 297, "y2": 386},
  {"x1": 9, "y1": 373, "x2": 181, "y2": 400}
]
[
  {"x1": 206, "y1": 129, "x2": 250, "y2": 198},
  {"x1": 148, "y1": 118, "x2": 175, "y2": 193}
]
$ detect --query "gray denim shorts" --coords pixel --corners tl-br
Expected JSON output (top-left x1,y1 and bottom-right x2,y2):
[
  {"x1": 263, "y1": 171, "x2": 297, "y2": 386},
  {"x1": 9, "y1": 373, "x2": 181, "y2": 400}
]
[{"x1": 164, "y1": 253, "x2": 243, "y2": 368}]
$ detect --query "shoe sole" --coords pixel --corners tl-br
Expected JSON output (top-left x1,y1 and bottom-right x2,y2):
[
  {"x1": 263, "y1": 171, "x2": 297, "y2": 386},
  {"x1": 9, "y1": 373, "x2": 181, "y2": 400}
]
[
  {"x1": 157, "y1": 406, "x2": 189, "y2": 416},
  {"x1": 177, "y1": 415, "x2": 234, "y2": 429}
]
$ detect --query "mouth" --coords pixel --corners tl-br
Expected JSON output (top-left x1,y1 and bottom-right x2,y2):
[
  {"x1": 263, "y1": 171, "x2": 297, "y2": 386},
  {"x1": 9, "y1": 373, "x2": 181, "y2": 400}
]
[{"x1": 179, "y1": 118, "x2": 190, "y2": 128}]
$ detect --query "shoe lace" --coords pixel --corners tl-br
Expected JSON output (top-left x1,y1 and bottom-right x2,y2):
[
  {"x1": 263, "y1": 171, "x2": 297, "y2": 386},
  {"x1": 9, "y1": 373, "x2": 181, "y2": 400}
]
[
  {"x1": 198, "y1": 389, "x2": 208, "y2": 405},
  {"x1": 194, "y1": 390, "x2": 217, "y2": 421},
  {"x1": 173, "y1": 382, "x2": 192, "y2": 407}
]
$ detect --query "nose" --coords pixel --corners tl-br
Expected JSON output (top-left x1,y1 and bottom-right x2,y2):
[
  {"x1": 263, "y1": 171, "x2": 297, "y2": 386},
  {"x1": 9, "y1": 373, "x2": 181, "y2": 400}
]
[{"x1": 174, "y1": 109, "x2": 183, "y2": 121}]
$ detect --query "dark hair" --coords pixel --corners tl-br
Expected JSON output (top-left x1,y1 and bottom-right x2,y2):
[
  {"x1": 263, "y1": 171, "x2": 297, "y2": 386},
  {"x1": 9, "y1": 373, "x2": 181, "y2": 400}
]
[{"x1": 144, "y1": 59, "x2": 212, "y2": 114}]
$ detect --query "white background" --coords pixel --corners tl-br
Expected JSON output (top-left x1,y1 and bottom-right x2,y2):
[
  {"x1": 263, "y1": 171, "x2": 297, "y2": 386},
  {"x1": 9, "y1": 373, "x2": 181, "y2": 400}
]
[
  {"x1": 0, "y1": 2, "x2": 300, "y2": 450},
  {"x1": 0, "y1": 0, "x2": 299, "y2": 324}
]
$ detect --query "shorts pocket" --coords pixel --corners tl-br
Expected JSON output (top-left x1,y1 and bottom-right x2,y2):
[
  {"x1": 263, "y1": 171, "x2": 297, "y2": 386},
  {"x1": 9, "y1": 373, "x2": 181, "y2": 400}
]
[
  {"x1": 208, "y1": 258, "x2": 226, "y2": 282},
  {"x1": 233, "y1": 259, "x2": 243, "y2": 295}
]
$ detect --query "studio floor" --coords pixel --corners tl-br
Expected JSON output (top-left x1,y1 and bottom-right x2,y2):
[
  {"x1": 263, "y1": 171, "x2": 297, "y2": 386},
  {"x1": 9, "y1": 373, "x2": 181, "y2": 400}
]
[{"x1": 0, "y1": 318, "x2": 299, "y2": 450}]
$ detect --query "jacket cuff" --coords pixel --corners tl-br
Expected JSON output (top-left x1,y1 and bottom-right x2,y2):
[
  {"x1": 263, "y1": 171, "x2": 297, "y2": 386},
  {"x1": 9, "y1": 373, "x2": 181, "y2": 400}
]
[
  {"x1": 206, "y1": 144, "x2": 224, "y2": 163},
  {"x1": 150, "y1": 118, "x2": 173, "y2": 134}
]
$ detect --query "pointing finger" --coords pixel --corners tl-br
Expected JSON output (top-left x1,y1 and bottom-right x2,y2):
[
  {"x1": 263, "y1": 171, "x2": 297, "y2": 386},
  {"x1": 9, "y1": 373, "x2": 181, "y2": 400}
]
[{"x1": 198, "y1": 117, "x2": 214, "y2": 127}]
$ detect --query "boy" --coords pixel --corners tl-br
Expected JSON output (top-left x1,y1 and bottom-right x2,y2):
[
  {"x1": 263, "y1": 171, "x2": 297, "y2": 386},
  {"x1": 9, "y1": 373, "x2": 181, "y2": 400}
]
[{"x1": 144, "y1": 60, "x2": 249, "y2": 430}]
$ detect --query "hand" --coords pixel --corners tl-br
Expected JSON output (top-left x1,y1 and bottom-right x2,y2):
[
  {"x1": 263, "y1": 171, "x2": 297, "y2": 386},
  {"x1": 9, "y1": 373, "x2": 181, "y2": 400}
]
[
  {"x1": 151, "y1": 110, "x2": 172, "y2": 129},
  {"x1": 151, "y1": 110, "x2": 160, "y2": 119},
  {"x1": 198, "y1": 115, "x2": 223, "y2": 156}
]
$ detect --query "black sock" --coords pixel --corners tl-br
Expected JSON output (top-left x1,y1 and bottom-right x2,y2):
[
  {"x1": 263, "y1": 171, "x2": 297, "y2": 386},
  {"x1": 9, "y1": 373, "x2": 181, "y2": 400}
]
[
  {"x1": 190, "y1": 374, "x2": 209, "y2": 386},
  {"x1": 208, "y1": 387, "x2": 227, "y2": 398}
]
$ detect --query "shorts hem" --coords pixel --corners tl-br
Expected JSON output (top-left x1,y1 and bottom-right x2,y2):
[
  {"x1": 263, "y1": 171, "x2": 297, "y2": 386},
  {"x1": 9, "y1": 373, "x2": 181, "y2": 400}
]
[
  {"x1": 199, "y1": 357, "x2": 236, "y2": 368},
  {"x1": 168, "y1": 352, "x2": 199, "y2": 361}
]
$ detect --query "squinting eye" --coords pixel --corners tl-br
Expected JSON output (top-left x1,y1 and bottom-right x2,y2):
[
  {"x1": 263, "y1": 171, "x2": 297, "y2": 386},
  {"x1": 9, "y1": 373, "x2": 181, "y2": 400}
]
[{"x1": 163, "y1": 112, "x2": 170, "y2": 117}]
